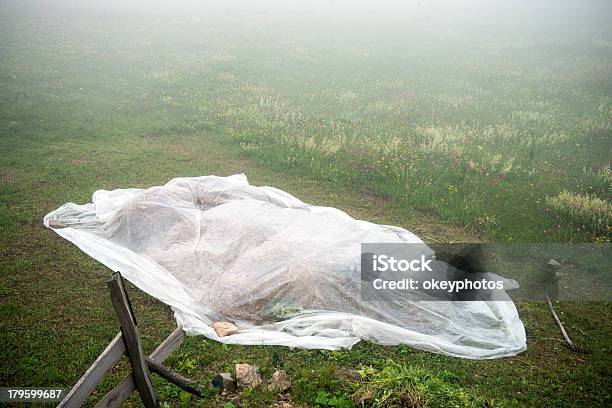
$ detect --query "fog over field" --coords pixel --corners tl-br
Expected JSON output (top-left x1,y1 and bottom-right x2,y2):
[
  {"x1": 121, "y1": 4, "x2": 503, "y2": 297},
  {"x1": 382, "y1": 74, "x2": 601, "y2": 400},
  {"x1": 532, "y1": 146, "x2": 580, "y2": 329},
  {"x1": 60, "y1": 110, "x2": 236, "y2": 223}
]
[
  {"x1": 2, "y1": 0, "x2": 611, "y2": 243},
  {"x1": 1, "y1": 1, "x2": 611, "y2": 407}
]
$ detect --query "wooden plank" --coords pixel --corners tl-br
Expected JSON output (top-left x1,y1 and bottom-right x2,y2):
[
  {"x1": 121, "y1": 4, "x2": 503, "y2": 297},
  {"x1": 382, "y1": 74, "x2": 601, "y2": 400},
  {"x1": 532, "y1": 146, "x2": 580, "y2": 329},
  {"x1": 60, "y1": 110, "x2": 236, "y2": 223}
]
[
  {"x1": 146, "y1": 358, "x2": 202, "y2": 396},
  {"x1": 57, "y1": 332, "x2": 125, "y2": 408},
  {"x1": 94, "y1": 327, "x2": 184, "y2": 408},
  {"x1": 93, "y1": 376, "x2": 134, "y2": 408},
  {"x1": 108, "y1": 273, "x2": 158, "y2": 408},
  {"x1": 150, "y1": 327, "x2": 184, "y2": 361}
]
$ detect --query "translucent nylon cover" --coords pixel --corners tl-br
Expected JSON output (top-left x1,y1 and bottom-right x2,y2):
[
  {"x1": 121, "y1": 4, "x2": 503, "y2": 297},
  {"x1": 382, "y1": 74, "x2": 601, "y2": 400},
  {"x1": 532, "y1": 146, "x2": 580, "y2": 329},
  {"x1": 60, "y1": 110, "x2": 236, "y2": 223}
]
[{"x1": 44, "y1": 174, "x2": 526, "y2": 359}]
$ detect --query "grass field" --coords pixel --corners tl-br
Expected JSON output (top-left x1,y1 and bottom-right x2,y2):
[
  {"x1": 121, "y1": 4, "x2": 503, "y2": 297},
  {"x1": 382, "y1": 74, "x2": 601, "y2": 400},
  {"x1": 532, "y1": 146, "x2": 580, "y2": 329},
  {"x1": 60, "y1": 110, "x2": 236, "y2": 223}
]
[{"x1": 1, "y1": 1, "x2": 611, "y2": 407}]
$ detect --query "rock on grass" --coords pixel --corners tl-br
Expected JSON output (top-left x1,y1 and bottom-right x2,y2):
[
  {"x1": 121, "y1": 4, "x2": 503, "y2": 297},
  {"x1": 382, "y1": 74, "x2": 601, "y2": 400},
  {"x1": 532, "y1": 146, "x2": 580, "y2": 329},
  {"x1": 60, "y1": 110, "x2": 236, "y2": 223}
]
[
  {"x1": 212, "y1": 321, "x2": 238, "y2": 337},
  {"x1": 235, "y1": 363, "x2": 262, "y2": 388},
  {"x1": 268, "y1": 369, "x2": 291, "y2": 391},
  {"x1": 212, "y1": 372, "x2": 236, "y2": 393}
]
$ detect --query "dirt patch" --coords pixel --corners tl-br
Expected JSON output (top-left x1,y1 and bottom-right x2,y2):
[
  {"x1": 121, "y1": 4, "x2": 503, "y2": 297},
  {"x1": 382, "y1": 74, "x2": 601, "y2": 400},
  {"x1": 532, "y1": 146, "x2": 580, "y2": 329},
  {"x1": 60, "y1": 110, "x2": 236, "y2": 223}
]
[{"x1": 356, "y1": 189, "x2": 480, "y2": 244}]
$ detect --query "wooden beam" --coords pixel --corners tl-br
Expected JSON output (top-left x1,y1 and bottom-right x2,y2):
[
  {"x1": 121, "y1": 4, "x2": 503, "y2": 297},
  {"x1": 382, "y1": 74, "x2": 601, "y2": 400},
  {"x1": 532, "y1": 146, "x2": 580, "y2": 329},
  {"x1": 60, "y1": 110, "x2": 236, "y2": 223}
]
[
  {"x1": 146, "y1": 358, "x2": 202, "y2": 396},
  {"x1": 107, "y1": 273, "x2": 158, "y2": 408},
  {"x1": 59, "y1": 273, "x2": 186, "y2": 408},
  {"x1": 57, "y1": 332, "x2": 125, "y2": 408},
  {"x1": 93, "y1": 376, "x2": 134, "y2": 408},
  {"x1": 150, "y1": 327, "x2": 184, "y2": 361},
  {"x1": 94, "y1": 327, "x2": 184, "y2": 408}
]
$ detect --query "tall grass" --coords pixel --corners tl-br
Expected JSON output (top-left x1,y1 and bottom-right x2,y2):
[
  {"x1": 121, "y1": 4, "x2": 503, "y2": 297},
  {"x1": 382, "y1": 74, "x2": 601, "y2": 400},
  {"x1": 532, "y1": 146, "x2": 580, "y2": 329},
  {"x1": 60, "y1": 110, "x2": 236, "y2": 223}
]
[
  {"x1": 1, "y1": 3, "x2": 610, "y2": 242},
  {"x1": 353, "y1": 362, "x2": 489, "y2": 408},
  {"x1": 545, "y1": 191, "x2": 611, "y2": 240},
  {"x1": 207, "y1": 64, "x2": 611, "y2": 242}
]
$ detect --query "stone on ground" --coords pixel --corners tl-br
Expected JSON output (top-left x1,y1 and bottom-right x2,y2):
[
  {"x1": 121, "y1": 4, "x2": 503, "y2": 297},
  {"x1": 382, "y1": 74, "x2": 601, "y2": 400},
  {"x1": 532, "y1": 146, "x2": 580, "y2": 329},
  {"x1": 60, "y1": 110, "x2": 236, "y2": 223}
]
[
  {"x1": 235, "y1": 363, "x2": 262, "y2": 388},
  {"x1": 212, "y1": 372, "x2": 236, "y2": 393},
  {"x1": 212, "y1": 321, "x2": 238, "y2": 337},
  {"x1": 268, "y1": 369, "x2": 291, "y2": 391}
]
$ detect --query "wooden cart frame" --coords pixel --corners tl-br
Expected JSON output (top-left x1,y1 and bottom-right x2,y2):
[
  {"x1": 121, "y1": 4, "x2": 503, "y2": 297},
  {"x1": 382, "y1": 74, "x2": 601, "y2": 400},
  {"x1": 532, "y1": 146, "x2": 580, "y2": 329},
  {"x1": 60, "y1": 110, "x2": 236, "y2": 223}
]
[{"x1": 58, "y1": 272, "x2": 202, "y2": 408}]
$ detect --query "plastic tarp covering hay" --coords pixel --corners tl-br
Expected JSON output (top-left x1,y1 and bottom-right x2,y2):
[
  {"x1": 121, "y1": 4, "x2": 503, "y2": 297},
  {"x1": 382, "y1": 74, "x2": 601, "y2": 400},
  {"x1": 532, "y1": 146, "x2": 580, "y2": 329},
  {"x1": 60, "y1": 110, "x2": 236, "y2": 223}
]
[{"x1": 44, "y1": 174, "x2": 526, "y2": 359}]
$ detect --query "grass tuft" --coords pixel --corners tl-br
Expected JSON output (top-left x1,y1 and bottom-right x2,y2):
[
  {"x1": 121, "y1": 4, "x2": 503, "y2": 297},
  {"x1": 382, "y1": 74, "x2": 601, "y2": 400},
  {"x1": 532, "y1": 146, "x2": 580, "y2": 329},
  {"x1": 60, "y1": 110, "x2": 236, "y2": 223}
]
[{"x1": 353, "y1": 362, "x2": 490, "y2": 408}]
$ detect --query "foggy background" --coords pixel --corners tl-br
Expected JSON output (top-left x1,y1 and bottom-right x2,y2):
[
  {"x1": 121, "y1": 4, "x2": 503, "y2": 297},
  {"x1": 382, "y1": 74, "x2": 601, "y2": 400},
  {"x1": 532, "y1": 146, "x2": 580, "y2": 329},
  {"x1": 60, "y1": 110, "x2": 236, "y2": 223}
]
[{"x1": 1, "y1": 0, "x2": 610, "y2": 242}]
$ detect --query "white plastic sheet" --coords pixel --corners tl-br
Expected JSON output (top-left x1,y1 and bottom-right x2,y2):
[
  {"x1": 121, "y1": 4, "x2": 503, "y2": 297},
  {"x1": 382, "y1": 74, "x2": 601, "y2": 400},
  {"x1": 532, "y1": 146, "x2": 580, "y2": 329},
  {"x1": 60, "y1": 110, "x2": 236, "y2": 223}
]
[{"x1": 44, "y1": 174, "x2": 526, "y2": 359}]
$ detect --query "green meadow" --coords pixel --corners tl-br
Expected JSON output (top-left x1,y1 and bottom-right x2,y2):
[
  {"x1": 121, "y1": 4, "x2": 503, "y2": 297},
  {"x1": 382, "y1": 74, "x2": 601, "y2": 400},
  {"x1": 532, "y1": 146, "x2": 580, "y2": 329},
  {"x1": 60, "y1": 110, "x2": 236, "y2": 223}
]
[{"x1": 1, "y1": 1, "x2": 610, "y2": 407}]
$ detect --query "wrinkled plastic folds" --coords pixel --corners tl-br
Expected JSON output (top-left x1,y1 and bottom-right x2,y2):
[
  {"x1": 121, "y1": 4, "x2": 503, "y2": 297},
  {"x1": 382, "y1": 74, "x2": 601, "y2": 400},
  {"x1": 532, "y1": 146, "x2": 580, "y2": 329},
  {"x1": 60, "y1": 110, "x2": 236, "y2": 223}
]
[{"x1": 44, "y1": 174, "x2": 526, "y2": 359}]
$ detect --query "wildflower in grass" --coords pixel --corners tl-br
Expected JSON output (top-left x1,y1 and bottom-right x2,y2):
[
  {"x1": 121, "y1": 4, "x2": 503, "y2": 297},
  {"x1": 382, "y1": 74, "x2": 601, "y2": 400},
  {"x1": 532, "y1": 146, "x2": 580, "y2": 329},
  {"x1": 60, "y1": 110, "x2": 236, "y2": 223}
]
[
  {"x1": 546, "y1": 190, "x2": 611, "y2": 236},
  {"x1": 474, "y1": 215, "x2": 497, "y2": 234},
  {"x1": 582, "y1": 165, "x2": 611, "y2": 200}
]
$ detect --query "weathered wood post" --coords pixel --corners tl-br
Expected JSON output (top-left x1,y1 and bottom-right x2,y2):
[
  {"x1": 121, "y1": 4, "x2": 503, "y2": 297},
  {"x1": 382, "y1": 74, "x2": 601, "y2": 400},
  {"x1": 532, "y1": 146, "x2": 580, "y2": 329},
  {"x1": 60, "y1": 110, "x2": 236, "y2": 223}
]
[
  {"x1": 57, "y1": 272, "x2": 204, "y2": 408},
  {"x1": 107, "y1": 272, "x2": 158, "y2": 408}
]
